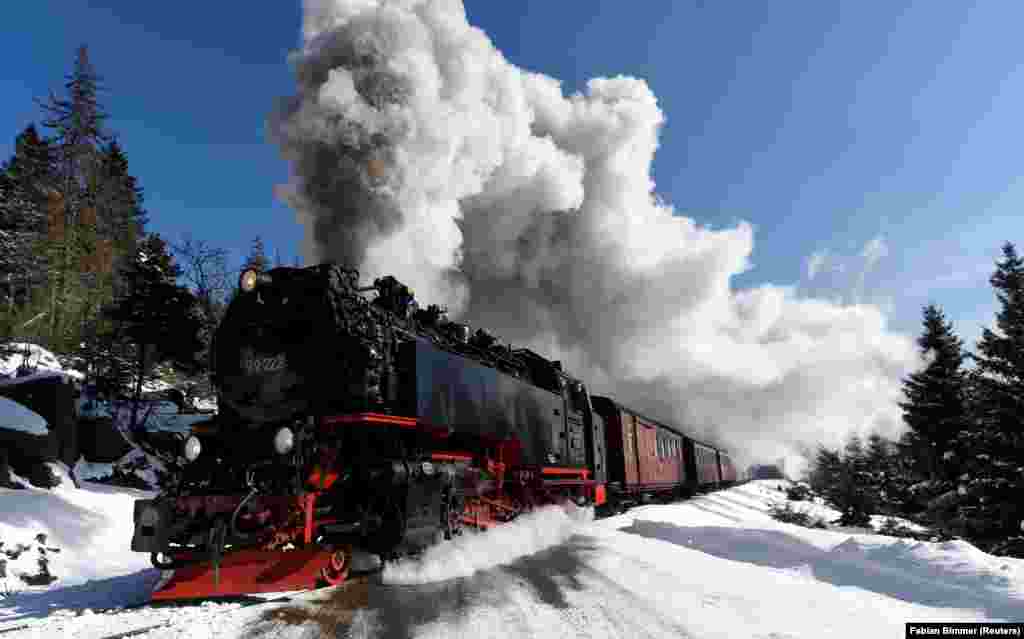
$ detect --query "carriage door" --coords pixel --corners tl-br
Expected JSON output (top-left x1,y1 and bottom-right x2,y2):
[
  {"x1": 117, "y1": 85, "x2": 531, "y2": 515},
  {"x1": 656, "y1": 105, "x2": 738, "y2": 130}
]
[{"x1": 622, "y1": 412, "x2": 639, "y2": 486}]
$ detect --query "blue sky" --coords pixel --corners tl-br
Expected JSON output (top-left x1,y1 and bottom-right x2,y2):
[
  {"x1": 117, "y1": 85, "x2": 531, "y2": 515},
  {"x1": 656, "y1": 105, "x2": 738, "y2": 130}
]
[{"x1": 2, "y1": 1, "x2": 1022, "y2": 348}]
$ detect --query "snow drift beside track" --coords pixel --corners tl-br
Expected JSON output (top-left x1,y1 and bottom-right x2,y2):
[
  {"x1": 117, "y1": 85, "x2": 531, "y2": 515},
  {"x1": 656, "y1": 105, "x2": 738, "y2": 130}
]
[{"x1": 382, "y1": 503, "x2": 594, "y2": 585}]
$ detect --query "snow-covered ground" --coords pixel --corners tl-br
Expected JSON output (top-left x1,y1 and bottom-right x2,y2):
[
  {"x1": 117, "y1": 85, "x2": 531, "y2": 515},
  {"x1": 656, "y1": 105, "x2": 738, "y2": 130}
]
[{"x1": 0, "y1": 480, "x2": 1021, "y2": 638}]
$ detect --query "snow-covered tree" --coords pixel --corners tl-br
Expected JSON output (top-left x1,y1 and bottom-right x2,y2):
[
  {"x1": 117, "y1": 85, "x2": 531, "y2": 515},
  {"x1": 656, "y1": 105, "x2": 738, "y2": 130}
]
[
  {"x1": 808, "y1": 436, "x2": 878, "y2": 527},
  {"x1": 899, "y1": 304, "x2": 971, "y2": 482},
  {"x1": 957, "y1": 243, "x2": 1024, "y2": 548}
]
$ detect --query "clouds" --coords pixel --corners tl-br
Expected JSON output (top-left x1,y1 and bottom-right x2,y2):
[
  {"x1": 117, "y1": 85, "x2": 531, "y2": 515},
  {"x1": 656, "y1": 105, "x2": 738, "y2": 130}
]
[
  {"x1": 803, "y1": 235, "x2": 890, "y2": 305},
  {"x1": 270, "y1": 0, "x2": 922, "y2": 465}
]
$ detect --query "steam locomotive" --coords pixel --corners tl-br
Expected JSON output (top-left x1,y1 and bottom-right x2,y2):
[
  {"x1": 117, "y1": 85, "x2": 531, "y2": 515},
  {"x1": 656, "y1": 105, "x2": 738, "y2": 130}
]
[{"x1": 129, "y1": 263, "x2": 736, "y2": 600}]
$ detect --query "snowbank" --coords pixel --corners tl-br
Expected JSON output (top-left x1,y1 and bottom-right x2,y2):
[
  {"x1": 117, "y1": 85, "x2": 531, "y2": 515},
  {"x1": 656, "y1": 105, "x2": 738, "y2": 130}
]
[{"x1": 0, "y1": 479, "x2": 155, "y2": 599}]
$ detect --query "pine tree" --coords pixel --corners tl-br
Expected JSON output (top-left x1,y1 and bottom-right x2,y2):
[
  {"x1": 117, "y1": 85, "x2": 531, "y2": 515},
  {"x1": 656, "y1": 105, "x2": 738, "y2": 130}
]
[
  {"x1": 0, "y1": 125, "x2": 57, "y2": 310},
  {"x1": 865, "y1": 432, "x2": 902, "y2": 512},
  {"x1": 899, "y1": 304, "x2": 970, "y2": 482},
  {"x1": 808, "y1": 445, "x2": 842, "y2": 508},
  {"x1": 96, "y1": 140, "x2": 147, "y2": 282},
  {"x1": 809, "y1": 436, "x2": 878, "y2": 527},
  {"x1": 892, "y1": 429, "x2": 929, "y2": 515},
  {"x1": 838, "y1": 435, "x2": 876, "y2": 526},
  {"x1": 103, "y1": 234, "x2": 203, "y2": 430},
  {"x1": 960, "y1": 243, "x2": 1024, "y2": 548},
  {"x1": 40, "y1": 45, "x2": 109, "y2": 205},
  {"x1": 3, "y1": 124, "x2": 57, "y2": 199},
  {"x1": 38, "y1": 45, "x2": 112, "y2": 348}
]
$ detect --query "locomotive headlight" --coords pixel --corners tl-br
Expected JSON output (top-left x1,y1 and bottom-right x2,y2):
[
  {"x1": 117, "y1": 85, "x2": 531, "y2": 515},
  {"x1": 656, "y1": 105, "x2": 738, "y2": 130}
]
[
  {"x1": 183, "y1": 435, "x2": 202, "y2": 462},
  {"x1": 274, "y1": 427, "x2": 295, "y2": 455},
  {"x1": 240, "y1": 268, "x2": 258, "y2": 293}
]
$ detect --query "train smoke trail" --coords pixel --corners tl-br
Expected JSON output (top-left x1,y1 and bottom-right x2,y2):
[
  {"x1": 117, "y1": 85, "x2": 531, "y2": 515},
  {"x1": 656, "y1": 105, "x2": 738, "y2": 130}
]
[{"x1": 269, "y1": 0, "x2": 922, "y2": 464}]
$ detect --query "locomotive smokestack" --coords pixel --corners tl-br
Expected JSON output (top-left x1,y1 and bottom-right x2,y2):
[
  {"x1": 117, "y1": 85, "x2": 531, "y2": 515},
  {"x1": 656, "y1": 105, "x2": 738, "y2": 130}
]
[{"x1": 271, "y1": 0, "x2": 922, "y2": 462}]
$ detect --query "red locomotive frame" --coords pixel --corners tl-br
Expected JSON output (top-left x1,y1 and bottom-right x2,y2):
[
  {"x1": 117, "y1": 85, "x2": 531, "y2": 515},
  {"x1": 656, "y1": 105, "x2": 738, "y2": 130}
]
[{"x1": 148, "y1": 412, "x2": 605, "y2": 600}]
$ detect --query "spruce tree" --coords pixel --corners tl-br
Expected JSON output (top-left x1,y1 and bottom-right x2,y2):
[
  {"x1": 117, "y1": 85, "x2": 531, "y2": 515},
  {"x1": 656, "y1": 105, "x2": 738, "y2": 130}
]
[
  {"x1": 103, "y1": 233, "x2": 203, "y2": 430},
  {"x1": 38, "y1": 45, "x2": 111, "y2": 347},
  {"x1": 865, "y1": 432, "x2": 900, "y2": 512},
  {"x1": 40, "y1": 44, "x2": 109, "y2": 205},
  {"x1": 0, "y1": 125, "x2": 56, "y2": 310},
  {"x1": 898, "y1": 304, "x2": 970, "y2": 482},
  {"x1": 97, "y1": 140, "x2": 147, "y2": 279},
  {"x1": 3, "y1": 124, "x2": 57, "y2": 200},
  {"x1": 961, "y1": 243, "x2": 1024, "y2": 547},
  {"x1": 839, "y1": 435, "x2": 876, "y2": 526},
  {"x1": 808, "y1": 446, "x2": 842, "y2": 507},
  {"x1": 809, "y1": 437, "x2": 878, "y2": 526}
]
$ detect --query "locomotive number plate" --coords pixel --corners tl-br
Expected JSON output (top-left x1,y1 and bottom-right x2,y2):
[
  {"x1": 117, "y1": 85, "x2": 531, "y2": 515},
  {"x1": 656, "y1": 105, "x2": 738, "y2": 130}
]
[{"x1": 242, "y1": 352, "x2": 286, "y2": 374}]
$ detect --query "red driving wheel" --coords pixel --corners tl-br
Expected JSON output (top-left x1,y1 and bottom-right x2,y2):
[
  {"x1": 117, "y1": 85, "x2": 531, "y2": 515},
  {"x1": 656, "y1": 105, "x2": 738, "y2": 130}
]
[{"x1": 320, "y1": 544, "x2": 351, "y2": 586}]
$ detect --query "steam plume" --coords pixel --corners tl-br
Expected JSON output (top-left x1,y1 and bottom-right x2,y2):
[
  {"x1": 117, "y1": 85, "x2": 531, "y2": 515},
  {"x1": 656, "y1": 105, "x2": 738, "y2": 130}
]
[{"x1": 270, "y1": 0, "x2": 922, "y2": 464}]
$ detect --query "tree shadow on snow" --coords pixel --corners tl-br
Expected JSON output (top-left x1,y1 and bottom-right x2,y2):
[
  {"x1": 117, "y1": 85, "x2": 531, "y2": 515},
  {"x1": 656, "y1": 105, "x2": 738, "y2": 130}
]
[
  {"x1": 245, "y1": 534, "x2": 689, "y2": 639},
  {"x1": 619, "y1": 520, "x2": 1024, "y2": 621}
]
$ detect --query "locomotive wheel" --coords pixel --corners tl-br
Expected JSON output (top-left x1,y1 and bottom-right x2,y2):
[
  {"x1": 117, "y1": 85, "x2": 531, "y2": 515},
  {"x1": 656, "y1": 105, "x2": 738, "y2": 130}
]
[
  {"x1": 441, "y1": 493, "x2": 464, "y2": 540},
  {"x1": 320, "y1": 544, "x2": 352, "y2": 586}
]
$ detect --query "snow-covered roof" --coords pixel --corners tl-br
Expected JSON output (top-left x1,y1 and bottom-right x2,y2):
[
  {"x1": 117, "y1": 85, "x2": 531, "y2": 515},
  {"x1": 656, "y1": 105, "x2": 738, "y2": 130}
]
[{"x1": 0, "y1": 395, "x2": 48, "y2": 436}]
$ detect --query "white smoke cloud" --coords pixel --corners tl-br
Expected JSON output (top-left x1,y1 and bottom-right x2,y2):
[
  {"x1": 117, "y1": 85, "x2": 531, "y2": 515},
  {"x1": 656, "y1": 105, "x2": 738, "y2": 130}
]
[{"x1": 271, "y1": 0, "x2": 923, "y2": 465}]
